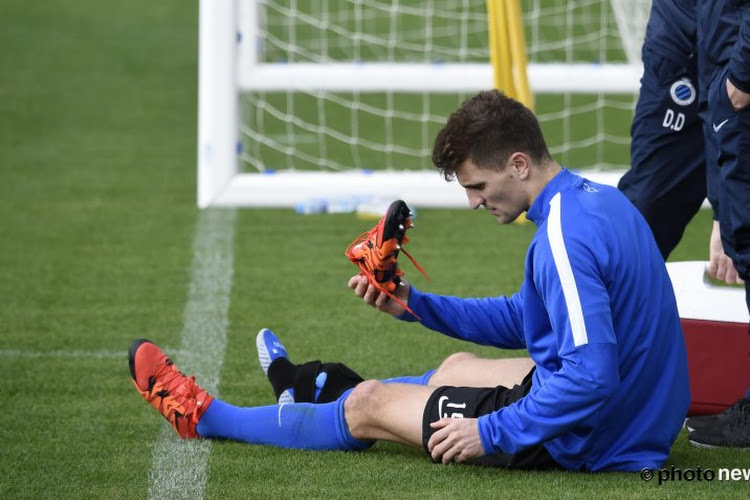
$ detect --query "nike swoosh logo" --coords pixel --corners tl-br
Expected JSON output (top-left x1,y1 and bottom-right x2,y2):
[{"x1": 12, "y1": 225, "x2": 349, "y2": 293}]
[
  {"x1": 277, "y1": 402, "x2": 287, "y2": 426},
  {"x1": 713, "y1": 119, "x2": 729, "y2": 132},
  {"x1": 438, "y1": 396, "x2": 449, "y2": 418}
]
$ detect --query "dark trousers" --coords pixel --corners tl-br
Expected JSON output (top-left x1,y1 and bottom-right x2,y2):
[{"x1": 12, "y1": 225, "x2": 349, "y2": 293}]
[{"x1": 619, "y1": 47, "x2": 706, "y2": 259}]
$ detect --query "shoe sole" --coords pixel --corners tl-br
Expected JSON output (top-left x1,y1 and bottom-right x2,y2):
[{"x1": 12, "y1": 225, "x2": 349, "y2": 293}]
[
  {"x1": 378, "y1": 200, "x2": 411, "y2": 284},
  {"x1": 688, "y1": 438, "x2": 750, "y2": 450},
  {"x1": 278, "y1": 389, "x2": 294, "y2": 405},
  {"x1": 381, "y1": 200, "x2": 411, "y2": 242},
  {"x1": 256, "y1": 330, "x2": 295, "y2": 404},
  {"x1": 688, "y1": 438, "x2": 718, "y2": 450},
  {"x1": 256, "y1": 328, "x2": 275, "y2": 374}
]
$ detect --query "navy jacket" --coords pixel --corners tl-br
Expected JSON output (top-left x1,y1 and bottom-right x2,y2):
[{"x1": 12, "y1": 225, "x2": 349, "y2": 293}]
[
  {"x1": 697, "y1": 0, "x2": 750, "y2": 93},
  {"x1": 644, "y1": 0, "x2": 697, "y2": 62}
]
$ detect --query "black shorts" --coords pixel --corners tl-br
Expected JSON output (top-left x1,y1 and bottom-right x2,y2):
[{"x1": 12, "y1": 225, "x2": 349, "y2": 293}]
[{"x1": 421, "y1": 368, "x2": 560, "y2": 469}]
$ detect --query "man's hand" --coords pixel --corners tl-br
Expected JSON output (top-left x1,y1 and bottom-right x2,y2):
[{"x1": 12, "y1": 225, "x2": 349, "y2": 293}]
[
  {"x1": 706, "y1": 220, "x2": 744, "y2": 285},
  {"x1": 727, "y1": 78, "x2": 750, "y2": 111},
  {"x1": 347, "y1": 274, "x2": 411, "y2": 317},
  {"x1": 427, "y1": 418, "x2": 486, "y2": 464}
]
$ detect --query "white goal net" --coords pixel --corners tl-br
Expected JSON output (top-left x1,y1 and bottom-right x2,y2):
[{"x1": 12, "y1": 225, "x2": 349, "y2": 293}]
[{"x1": 198, "y1": 0, "x2": 651, "y2": 208}]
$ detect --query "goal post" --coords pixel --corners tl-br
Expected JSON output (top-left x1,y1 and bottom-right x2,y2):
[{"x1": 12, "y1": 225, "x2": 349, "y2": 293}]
[
  {"x1": 198, "y1": 0, "x2": 649, "y2": 208},
  {"x1": 197, "y1": 0, "x2": 238, "y2": 209}
]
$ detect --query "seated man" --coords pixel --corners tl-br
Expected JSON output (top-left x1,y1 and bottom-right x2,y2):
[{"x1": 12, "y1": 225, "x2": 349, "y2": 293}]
[{"x1": 129, "y1": 90, "x2": 689, "y2": 472}]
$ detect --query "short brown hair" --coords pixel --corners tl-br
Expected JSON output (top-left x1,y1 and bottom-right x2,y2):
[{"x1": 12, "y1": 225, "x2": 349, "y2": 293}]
[{"x1": 432, "y1": 90, "x2": 552, "y2": 180}]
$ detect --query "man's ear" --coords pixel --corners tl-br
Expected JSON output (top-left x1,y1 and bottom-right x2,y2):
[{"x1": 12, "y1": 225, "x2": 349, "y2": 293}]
[{"x1": 509, "y1": 152, "x2": 530, "y2": 179}]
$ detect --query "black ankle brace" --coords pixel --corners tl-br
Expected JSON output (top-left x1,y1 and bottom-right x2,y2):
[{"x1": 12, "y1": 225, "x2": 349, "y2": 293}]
[
  {"x1": 267, "y1": 359, "x2": 364, "y2": 403},
  {"x1": 266, "y1": 357, "x2": 297, "y2": 400}
]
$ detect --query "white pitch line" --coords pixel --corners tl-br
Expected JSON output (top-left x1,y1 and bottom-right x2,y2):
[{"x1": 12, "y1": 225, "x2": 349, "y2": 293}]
[
  {"x1": 0, "y1": 348, "x2": 185, "y2": 360},
  {"x1": 0, "y1": 349, "x2": 127, "y2": 359},
  {"x1": 147, "y1": 208, "x2": 237, "y2": 500}
]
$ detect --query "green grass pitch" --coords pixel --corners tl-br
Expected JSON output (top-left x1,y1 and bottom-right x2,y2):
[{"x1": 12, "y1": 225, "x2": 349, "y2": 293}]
[{"x1": 1, "y1": 1, "x2": 748, "y2": 498}]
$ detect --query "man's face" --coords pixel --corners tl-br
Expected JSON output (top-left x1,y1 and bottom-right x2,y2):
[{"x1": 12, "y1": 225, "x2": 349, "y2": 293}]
[{"x1": 455, "y1": 157, "x2": 528, "y2": 224}]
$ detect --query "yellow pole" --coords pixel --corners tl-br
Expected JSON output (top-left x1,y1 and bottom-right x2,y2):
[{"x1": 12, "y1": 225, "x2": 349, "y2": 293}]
[
  {"x1": 486, "y1": 0, "x2": 515, "y2": 98},
  {"x1": 504, "y1": 0, "x2": 534, "y2": 111}
]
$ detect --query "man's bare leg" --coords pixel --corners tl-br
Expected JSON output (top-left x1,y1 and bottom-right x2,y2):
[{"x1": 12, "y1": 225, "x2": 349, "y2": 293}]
[
  {"x1": 344, "y1": 380, "x2": 434, "y2": 446},
  {"x1": 343, "y1": 379, "x2": 491, "y2": 464},
  {"x1": 427, "y1": 353, "x2": 534, "y2": 388}
]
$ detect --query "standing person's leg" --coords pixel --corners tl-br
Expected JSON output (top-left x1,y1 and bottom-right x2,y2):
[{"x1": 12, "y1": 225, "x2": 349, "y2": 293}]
[
  {"x1": 688, "y1": 69, "x2": 750, "y2": 449},
  {"x1": 713, "y1": 68, "x2": 750, "y2": 386},
  {"x1": 618, "y1": 47, "x2": 705, "y2": 259},
  {"x1": 717, "y1": 74, "x2": 750, "y2": 396}
]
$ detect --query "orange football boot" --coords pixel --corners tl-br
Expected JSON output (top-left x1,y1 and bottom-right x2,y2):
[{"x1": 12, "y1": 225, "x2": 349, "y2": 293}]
[
  {"x1": 345, "y1": 200, "x2": 429, "y2": 318},
  {"x1": 129, "y1": 339, "x2": 213, "y2": 439}
]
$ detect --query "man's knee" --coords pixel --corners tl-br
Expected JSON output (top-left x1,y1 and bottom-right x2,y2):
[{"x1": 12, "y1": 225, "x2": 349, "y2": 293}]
[
  {"x1": 440, "y1": 352, "x2": 478, "y2": 368},
  {"x1": 343, "y1": 379, "x2": 382, "y2": 436},
  {"x1": 430, "y1": 352, "x2": 477, "y2": 386}
]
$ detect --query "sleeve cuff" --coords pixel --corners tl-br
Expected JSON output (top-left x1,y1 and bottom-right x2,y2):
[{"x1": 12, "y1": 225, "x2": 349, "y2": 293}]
[
  {"x1": 728, "y1": 72, "x2": 750, "y2": 95},
  {"x1": 477, "y1": 415, "x2": 495, "y2": 455},
  {"x1": 396, "y1": 285, "x2": 421, "y2": 322},
  {"x1": 477, "y1": 414, "x2": 508, "y2": 455}
]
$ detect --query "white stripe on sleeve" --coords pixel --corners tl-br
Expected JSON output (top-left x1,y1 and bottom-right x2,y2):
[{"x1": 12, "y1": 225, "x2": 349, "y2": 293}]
[{"x1": 547, "y1": 193, "x2": 589, "y2": 347}]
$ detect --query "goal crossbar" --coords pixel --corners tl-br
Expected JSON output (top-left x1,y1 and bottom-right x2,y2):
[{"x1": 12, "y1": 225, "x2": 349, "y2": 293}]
[
  {"x1": 239, "y1": 62, "x2": 642, "y2": 94},
  {"x1": 207, "y1": 170, "x2": 626, "y2": 208}
]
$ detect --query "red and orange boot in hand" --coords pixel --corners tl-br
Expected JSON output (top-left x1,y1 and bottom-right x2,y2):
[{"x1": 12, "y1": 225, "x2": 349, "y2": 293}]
[{"x1": 345, "y1": 200, "x2": 430, "y2": 319}]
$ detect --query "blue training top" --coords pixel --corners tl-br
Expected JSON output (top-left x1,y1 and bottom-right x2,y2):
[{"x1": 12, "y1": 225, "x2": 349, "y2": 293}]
[{"x1": 401, "y1": 169, "x2": 690, "y2": 472}]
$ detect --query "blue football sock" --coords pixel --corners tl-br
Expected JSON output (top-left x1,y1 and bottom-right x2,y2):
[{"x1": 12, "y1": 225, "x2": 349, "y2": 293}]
[
  {"x1": 381, "y1": 369, "x2": 435, "y2": 386},
  {"x1": 196, "y1": 396, "x2": 372, "y2": 451}
]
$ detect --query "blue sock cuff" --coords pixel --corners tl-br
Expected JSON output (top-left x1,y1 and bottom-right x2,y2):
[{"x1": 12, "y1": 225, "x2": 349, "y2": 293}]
[
  {"x1": 420, "y1": 369, "x2": 436, "y2": 385},
  {"x1": 335, "y1": 395, "x2": 373, "y2": 451},
  {"x1": 381, "y1": 369, "x2": 436, "y2": 386},
  {"x1": 196, "y1": 398, "x2": 227, "y2": 438}
]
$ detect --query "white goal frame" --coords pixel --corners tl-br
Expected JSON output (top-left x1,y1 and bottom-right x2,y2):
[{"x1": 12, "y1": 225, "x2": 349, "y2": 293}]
[{"x1": 198, "y1": 0, "x2": 642, "y2": 208}]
